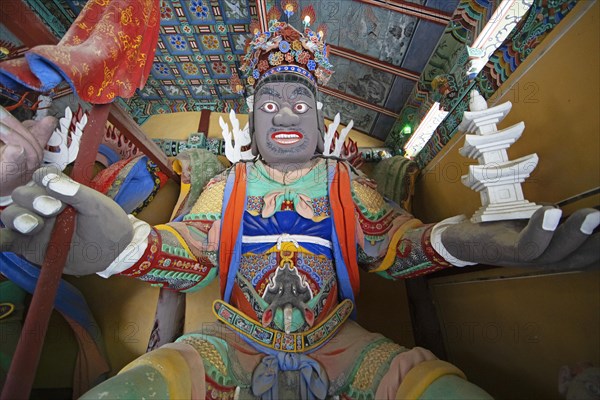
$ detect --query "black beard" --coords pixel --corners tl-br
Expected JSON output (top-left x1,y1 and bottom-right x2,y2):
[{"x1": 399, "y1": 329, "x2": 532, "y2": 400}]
[
  {"x1": 264, "y1": 127, "x2": 313, "y2": 157},
  {"x1": 265, "y1": 137, "x2": 309, "y2": 156}
]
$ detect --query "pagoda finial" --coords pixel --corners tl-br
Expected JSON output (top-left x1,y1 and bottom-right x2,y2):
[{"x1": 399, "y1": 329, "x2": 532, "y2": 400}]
[{"x1": 469, "y1": 90, "x2": 488, "y2": 111}]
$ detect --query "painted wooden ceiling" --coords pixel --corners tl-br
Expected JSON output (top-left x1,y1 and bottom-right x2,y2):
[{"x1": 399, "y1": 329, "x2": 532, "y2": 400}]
[
  {"x1": 0, "y1": 0, "x2": 581, "y2": 166},
  {"x1": 2, "y1": 0, "x2": 460, "y2": 139}
]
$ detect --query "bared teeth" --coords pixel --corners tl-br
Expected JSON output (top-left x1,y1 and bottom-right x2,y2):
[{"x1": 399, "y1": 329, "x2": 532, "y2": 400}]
[
  {"x1": 275, "y1": 134, "x2": 298, "y2": 139},
  {"x1": 272, "y1": 132, "x2": 302, "y2": 145}
]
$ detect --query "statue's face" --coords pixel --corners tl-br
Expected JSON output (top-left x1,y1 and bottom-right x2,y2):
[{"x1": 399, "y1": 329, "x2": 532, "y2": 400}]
[{"x1": 252, "y1": 81, "x2": 320, "y2": 164}]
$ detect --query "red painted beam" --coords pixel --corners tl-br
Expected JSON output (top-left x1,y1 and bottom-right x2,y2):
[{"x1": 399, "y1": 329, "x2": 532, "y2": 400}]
[
  {"x1": 355, "y1": 0, "x2": 453, "y2": 25},
  {"x1": 328, "y1": 44, "x2": 420, "y2": 81},
  {"x1": 255, "y1": 0, "x2": 269, "y2": 32},
  {"x1": 0, "y1": 0, "x2": 58, "y2": 47},
  {"x1": 198, "y1": 108, "x2": 211, "y2": 134}
]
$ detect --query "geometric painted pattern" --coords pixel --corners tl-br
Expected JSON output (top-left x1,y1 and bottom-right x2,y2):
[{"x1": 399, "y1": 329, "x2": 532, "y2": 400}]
[
  {"x1": 1, "y1": 0, "x2": 584, "y2": 168},
  {"x1": 10, "y1": 0, "x2": 463, "y2": 145},
  {"x1": 120, "y1": 0, "x2": 256, "y2": 123}
]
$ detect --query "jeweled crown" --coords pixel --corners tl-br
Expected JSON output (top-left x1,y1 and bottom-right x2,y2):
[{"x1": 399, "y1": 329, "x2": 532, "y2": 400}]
[{"x1": 240, "y1": 20, "x2": 334, "y2": 90}]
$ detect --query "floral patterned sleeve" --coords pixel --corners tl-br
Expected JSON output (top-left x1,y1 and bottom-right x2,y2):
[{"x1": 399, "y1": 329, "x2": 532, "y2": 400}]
[
  {"x1": 116, "y1": 171, "x2": 228, "y2": 292},
  {"x1": 352, "y1": 178, "x2": 452, "y2": 280}
]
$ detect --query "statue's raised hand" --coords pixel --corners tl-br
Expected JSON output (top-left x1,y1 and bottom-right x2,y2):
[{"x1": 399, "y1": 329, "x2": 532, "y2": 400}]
[
  {"x1": 0, "y1": 106, "x2": 57, "y2": 197},
  {"x1": 439, "y1": 206, "x2": 600, "y2": 269},
  {"x1": 0, "y1": 166, "x2": 134, "y2": 275}
]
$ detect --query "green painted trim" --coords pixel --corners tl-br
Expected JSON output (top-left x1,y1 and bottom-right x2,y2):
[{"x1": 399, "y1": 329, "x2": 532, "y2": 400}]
[{"x1": 183, "y1": 267, "x2": 218, "y2": 293}]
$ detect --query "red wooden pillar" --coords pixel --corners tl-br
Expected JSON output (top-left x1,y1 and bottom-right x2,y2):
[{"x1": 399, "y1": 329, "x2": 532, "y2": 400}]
[{"x1": 1, "y1": 104, "x2": 112, "y2": 400}]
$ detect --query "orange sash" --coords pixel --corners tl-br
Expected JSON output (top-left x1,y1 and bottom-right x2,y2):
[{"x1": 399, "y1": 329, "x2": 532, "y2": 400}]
[
  {"x1": 329, "y1": 162, "x2": 360, "y2": 296},
  {"x1": 219, "y1": 163, "x2": 247, "y2": 298}
]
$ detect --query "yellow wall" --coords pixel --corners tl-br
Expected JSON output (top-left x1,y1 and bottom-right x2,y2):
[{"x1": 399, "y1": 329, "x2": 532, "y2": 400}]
[
  {"x1": 430, "y1": 269, "x2": 600, "y2": 399},
  {"x1": 141, "y1": 111, "x2": 203, "y2": 139},
  {"x1": 414, "y1": 2, "x2": 600, "y2": 399},
  {"x1": 414, "y1": 1, "x2": 599, "y2": 222},
  {"x1": 142, "y1": 110, "x2": 384, "y2": 148}
]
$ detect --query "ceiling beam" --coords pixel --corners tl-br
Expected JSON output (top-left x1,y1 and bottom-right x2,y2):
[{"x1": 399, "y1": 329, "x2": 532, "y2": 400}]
[
  {"x1": 319, "y1": 86, "x2": 399, "y2": 118},
  {"x1": 198, "y1": 109, "x2": 211, "y2": 135},
  {"x1": 0, "y1": 0, "x2": 58, "y2": 47},
  {"x1": 328, "y1": 44, "x2": 420, "y2": 81},
  {"x1": 355, "y1": 0, "x2": 453, "y2": 25},
  {"x1": 108, "y1": 105, "x2": 179, "y2": 182}
]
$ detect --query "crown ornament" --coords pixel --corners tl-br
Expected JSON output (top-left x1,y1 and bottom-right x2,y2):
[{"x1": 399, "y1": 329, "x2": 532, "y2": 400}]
[{"x1": 240, "y1": 19, "x2": 334, "y2": 90}]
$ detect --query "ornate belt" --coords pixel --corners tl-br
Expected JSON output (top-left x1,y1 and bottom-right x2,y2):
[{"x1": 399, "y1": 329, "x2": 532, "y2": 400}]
[{"x1": 213, "y1": 299, "x2": 353, "y2": 353}]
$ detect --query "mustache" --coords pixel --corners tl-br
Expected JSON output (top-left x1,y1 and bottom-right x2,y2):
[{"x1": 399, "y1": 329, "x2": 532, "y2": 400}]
[{"x1": 267, "y1": 127, "x2": 306, "y2": 134}]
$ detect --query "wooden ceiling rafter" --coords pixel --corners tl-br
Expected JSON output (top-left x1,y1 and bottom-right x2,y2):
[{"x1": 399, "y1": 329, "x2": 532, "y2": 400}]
[
  {"x1": 355, "y1": 0, "x2": 453, "y2": 25},
  {"x1": 318, "y1": 85, "x2": 399, "y2": 118},
  {"x1": 328, "y1": 44, "x2": 420, "y2": 81},
  {"x1": 108, "y1": 105, "x2": 179, "y2": 182},
  {"x1": 0, "y1": 0, "x2": 58, "y2": 47},
  {"x1": 252, "y1": 0, "x2": 452, "y2": 139}
]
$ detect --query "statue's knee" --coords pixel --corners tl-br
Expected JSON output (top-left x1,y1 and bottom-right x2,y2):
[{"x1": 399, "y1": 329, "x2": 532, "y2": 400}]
[
  {"x1": 80, "y1": 364, "x2": 170, "y2": 400},
  {"x1": 81, "y1": 347, "x2": 193, "y2": 399},
  {"x1": 176, "y1": 334, "x2": 244, "y2": 398},
  {"x1": 177, "y1": 334, "x2": 233, "y2": 387},
  {"x1": 395, "y1": 360, "x2": 493, "y2": 400},
  {"x1": 419, "y1": 375, "x2": 493, "y2": 400}
]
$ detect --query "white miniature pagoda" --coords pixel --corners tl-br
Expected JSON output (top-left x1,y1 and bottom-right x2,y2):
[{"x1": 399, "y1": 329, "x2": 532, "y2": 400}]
[{"x1": 459, "y1": 90, "x2": 541, "y2": 223}]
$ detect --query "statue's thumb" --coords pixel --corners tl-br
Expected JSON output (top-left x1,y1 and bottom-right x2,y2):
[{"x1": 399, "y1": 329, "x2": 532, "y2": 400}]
[{"x1": 31, "y1": 166, "x2": 94, "y2": 213}]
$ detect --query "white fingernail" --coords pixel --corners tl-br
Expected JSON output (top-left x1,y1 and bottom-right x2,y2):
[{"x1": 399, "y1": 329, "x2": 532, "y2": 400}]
[
  {"x1": 43, "y1": 173, "x2": 79, "y2": 196},
  {"x1": 41, "y1": 173, "x2": 60, "y2": 187},
  {"x1": 33, "y1": 195, "x2": 62, "y2": 216},
  {"x1": 14, "y1": 214, "x2": 39, "y2": 234},
  {"x1": 0, "y1": 195, "x2": 12, "y2": 207},
  {"x1": 542, "y1": 209, "x2": 562, "y2": 231},
  {"x1": 581, "y1": 211, "x2": 600, "y2": 235}
]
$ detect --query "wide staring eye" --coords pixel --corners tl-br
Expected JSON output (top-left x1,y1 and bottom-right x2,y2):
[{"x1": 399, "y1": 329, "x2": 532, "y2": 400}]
[
  {"x1": 293, "y1": 102, "x2": 309, "y2": 114},
  {"x1": 261, "y1": 102, "x2": 279, "y2": 113}
]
